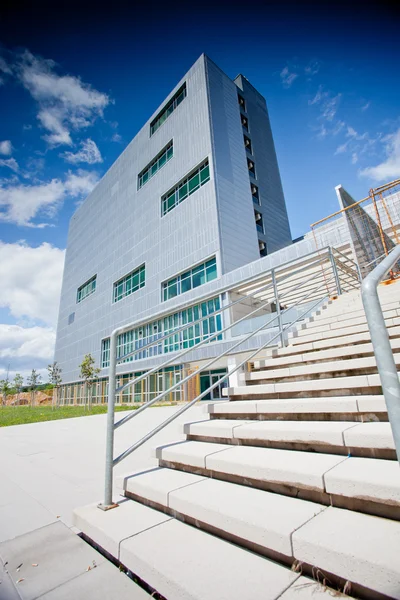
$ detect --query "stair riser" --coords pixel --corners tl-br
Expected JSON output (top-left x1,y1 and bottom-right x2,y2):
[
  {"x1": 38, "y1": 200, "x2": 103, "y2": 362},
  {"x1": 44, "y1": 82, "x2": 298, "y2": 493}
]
[
  {"x1": 252, "y1": 343, "x2": 400, "y2": 371},
  {"x1": 259, "y1": 326, "x2": 400, "y2": 359},
  {"x1": 122, "y1": 491, "x2": 387, "y2": 600},
  {"x1": 303, "y1": 303, "x2": 400, "y2": 330},
  {"x1": 246, "y1": 366, "x2": 387, "y2": 384},
  {"x1": 296, "y1": 310, "x2": 399, "y2": 336},
  {"x1": 210, "y1": 412, "x2": 389, "y2": 422},
  {"x1": 230, "y1": 386, "x2": 383, "y2": 400},
  {"x1": 186, "y1": 434, "x2": 396, "y2": 460},
  {"x1": 289, "y1": 317, "x2": 400, "y2": 345},
  {"x1": 158, "y1": 459, "x2": 400, "y2": 522}
]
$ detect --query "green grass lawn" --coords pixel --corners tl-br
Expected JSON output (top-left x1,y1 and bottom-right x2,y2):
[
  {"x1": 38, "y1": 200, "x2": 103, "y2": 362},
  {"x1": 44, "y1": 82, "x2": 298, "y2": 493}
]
[{"x1": 0, "y1": 404, "x2": 138, "y2": 427}]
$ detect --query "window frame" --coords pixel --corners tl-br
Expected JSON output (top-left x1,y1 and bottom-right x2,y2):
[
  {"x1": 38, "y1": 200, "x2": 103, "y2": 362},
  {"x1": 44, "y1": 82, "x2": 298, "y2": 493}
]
[
  {"x1": 161, "y1": 159, "x2": 210, "y2": 217},
  {"x1": 113, "y1": 264, "x2": 146, "y2": 304},
  {"x1": 137, "y1": 140, "x2": 174, "y2": 190},
  {"x1": 76, "y1": 275, "x2": 97, "y2": 304},
  {"x1": 161, "y1": 257, "x2": 218, "y2": 302},
  {"x1": 150, "y1": 83, "x2": 187, "y2": 136}
]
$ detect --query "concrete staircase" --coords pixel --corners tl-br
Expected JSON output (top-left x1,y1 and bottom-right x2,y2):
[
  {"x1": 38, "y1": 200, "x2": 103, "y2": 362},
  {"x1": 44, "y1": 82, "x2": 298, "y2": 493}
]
[{"x1": 74, "y1": 281, "x2": 400, "y2": 600}]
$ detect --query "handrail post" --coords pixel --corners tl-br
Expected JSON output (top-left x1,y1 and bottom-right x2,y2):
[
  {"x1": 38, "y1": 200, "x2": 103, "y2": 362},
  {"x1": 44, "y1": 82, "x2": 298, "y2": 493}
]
[
  {"x1": 98, "y1": 330, "x2": 118, "y2": 510},
  {"x1": 362, "y1": 246, "x2": 400, "y2": 463},
  {"x1": 329, "y1": 248, "x2": 342, "y2": 296},
  {"x1": 271, "y1": 268, "x2": 285, "y2": 347}
]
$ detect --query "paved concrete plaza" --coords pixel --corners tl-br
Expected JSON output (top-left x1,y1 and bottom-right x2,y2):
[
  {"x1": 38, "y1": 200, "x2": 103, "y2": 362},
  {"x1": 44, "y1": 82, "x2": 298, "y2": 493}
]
[{"x1": 0, "y1": 404, "x2": 205, "y2": 543}]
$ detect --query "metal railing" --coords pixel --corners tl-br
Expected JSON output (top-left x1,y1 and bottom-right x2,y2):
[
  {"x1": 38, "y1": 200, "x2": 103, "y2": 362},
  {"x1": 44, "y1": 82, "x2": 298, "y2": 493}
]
[
  {"x1": 99, "y1": 247, "x2": 360, "y2": 509},
  {"x1": 362, "y1": 244, "x2": 400, "y2": 462}
]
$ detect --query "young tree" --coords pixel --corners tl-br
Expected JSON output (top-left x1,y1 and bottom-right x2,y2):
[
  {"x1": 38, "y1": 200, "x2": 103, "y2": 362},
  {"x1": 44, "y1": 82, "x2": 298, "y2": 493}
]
[
  {"x1": 0, "y1": 379, "x2": 12, "y2": 407},
  {"x1": 26, "y1": 369, "x2": 41, "y2": 407},
  {"x1": 47, "y1": 362, "x2": 63, "y2": 408},
  {"x1": 79, "y1": 354, "x2": 100, "y2": 410},
  {"x1": 13, "y1": 373, "x2": 24, "y2": 406}
]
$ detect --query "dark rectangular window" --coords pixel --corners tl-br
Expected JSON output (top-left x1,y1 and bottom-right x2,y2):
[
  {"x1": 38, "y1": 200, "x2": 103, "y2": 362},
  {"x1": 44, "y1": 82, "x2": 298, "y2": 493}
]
[
  {"x1": 259, "y1": 240, "x2": 267, "y2": 257},
  {"x1": 244, "y1": 135, "x2": 252, "y2": 154},
  {"x1": 251, "y1": 183, "x2": 260, "y2": 204},
  {"x1": 77, "y1": 275, "x2": 96, "y2": 303},
  {"x1": 161, "y1": 159, "x2": 210, "y2": 216},
  {"x1": 247, "y1": 158, "x2": 256, "y2": 177},
  {"x1": 255, "y1": 210, "x2": 264, "y2": 233},
  {"x1": 113, "y1": 265, "x2": 145, "y2": 303},
  {"x1": 162, "y1": 257, "x2": 217, "y2": 301},
  {"x1": 241, "y1": 115, "x2": 249, "y2": 131},
  {"x1": 238, "y1": 94, "x2": 246, "y2": 111},
  {"x1": 138, "y1": 141, "x2": 173, "y2": 189},
  {"x1": 150, "y1": 84, "x2": 187, "y2": 136}
]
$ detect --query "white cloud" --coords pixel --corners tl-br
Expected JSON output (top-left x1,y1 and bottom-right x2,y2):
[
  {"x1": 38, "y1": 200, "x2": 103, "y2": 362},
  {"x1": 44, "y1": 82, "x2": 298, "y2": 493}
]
[
  {"x1": 351, "y1": 152, "x2": 358, "y2": 164},
  {"x1": 0, "y1": 57, "x2": 12, "y2": 75},
  {"x1": 0, "y1": 158, "x2": 19, "y2": 173},
  {"x1": 361, "y1": 102, "x2": 370, "y2": 111},
  {"x1": 0, "y1": 140, "x2": 13, "y2": 155},
  {"x1": 0, "y1": 241, "x2": 65, "y2": 380},
  {"x1": 111, "y1": 133, "x2": 122, "y2": 143},
  {"x1": 61, "y1": 138, "x2": 103, "y2": 164},
  {"x1": 321, "y1": 94, "x2": 341, "y2": 121},
  {"x1": 280, "y1": 66, "x2": 298, "y2": 88},
  {"x1": 360, "y1": 128, "x2": 400, "y2": 182},
  {"x1": 335, "y1": 142, "x2": 349, "y2": 155},
  {"x1": 6, "y1": 50, "x2": 111, "y2": 147},
  {"x1": 0, "y1": 170, "x2": 99, "y2": 227},
  {"x1": 305, "y1": 60, "x2": 320, "y2": 77},
  {"x1": 0, "y1": 325, "x2": 56, "y2": 381},
  {"x1": 309, "y1": 86, "x2": 327, "y2": 106},
  {"x1": 0, "y1": 241, "x2": 64, "y2": 326}
]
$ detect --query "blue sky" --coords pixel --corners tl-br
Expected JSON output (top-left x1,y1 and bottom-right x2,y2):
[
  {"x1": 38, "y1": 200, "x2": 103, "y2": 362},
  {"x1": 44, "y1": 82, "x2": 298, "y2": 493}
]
[{"x1": 0, "y1": 0, "x2": 399, "y2": 380}]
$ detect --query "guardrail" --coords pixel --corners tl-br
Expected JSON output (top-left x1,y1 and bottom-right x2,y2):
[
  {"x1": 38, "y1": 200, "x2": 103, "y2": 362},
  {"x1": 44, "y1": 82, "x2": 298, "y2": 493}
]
[
  {"x1": 99, "y1": 247, "x2": 360, "y2": 509},
  {"x1": 362, "y1": 245, "x2": 400, "y2": 462}
]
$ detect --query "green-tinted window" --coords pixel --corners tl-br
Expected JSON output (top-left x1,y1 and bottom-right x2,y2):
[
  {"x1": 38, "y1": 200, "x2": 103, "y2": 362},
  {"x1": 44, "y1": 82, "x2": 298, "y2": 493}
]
[
  {"x1": 138, "y1": 141, "x2": 173, "y2": 190},
  {"x1": 77, "y1": 275, "x2": 97, "y2": 303},
  {"x1": 150, "y1": 84, "x2": 187, "y2": 136},
  {"x1": 161, "y1": 257, "x2": 217, "y2": 301},
  {"x1": 113, "y1": 264, "x2": 145, "y2": 303},
  {"x1": 188, "y1": 172, "x2": 200, "y2": 194},
  {"x1": 161, "y1": 159, "x2": 210, "y2": 216}
]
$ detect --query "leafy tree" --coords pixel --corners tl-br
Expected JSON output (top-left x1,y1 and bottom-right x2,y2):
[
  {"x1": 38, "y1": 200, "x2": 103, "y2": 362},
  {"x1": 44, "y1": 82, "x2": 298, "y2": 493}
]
[
  {"x1": 0, "y1": 379, "x2": 12, "y2": 407},
  {"x1": 79, "y1": 354, "x2": 100, "y2": 410},
  {"x1": 26, "y1": 369, "x2": 42, "y2": 407},
  {"x1": 13, "y1": 373, "x2": 24, "y2": 406},
  {"x1": 47, "y1": 362, "x2": 62, "y2": 408}
]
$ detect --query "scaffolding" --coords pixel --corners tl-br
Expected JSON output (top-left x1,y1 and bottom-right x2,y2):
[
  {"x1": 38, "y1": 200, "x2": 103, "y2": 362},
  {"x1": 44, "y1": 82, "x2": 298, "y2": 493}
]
[{"x1": 311, "y1": 179, "x2": 400, "y2": 279}]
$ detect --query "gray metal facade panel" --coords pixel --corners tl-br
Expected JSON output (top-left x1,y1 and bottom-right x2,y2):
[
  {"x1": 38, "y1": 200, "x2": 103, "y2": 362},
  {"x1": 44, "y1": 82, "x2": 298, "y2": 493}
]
[
  {"x1": 55, "y1": 55, "x2": 295, "y2": 385},
  {"x1": 55, "y1": 55, "x2": 222, "y2": 383},
  {"x1": 205, "y1": 58, "x2": 260, "y2": 274}
]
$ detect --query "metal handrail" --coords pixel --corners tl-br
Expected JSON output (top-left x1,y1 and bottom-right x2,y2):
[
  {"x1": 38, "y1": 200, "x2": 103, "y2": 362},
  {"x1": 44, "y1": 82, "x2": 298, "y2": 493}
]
[
  {"x1": 100, "y1": 260, "x2": 346, "y2": 509},
  {"x1": 111, "y1": 276, "x2": 334, "y2": 468},
  {"x1": 114, "y1": 265, "x2": 328, "y2": 432},
  {"x1": 115, "y1": 261, "x2": 327, "y2": 400},
  {"x1": 361, "y1": 245, "x2": 400, "y2": 462},
  {"x1": 116, "y1": 253, "x2": 329, "y2": 364}
]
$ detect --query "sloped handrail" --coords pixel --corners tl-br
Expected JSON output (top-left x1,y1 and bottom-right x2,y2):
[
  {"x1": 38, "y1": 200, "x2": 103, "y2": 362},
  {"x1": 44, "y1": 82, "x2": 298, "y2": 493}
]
[{"x1": 362, "y1": 245, "x2": 400, "y2": 462}]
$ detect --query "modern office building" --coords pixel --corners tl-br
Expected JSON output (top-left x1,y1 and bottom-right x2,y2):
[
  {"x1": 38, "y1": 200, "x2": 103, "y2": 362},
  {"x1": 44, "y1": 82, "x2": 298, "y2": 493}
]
[{"x1": 54, "y1": 54, "x2": 294, "y2": 403}]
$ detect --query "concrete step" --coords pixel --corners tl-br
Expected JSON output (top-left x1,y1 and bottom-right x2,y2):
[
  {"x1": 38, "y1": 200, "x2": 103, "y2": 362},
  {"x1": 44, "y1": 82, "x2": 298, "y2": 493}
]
[
  {"x1": 258, "y1": 325, "x2": 400, "y2": 360},
  {"x1": 208, "y1": 396, "x2": 387, "y2": 421},
  {"x1": 225, "y1": 373, "x2": 386, "y2": 399},
  {"x1": 183, "y1": 419, "x2": 395, "y2": 458},
  {"x1": 301, "y1": 301, "x2": 400, "y2": 331},
  {"x1": 252, "y1": 337, "x2": 400, "y2": 371},
  {"x1": 289, "y1": 316, "x2": 400, "y2": 345},
  {"x1": 73, "y1": 499, "x2": 329, "y2": 600},
  {"x1": 121, "y1": 467, "x2": 400, "y2": 599},
  {"x1": 296, "y1": 307, "x2": 399, "y2": 337},
  {"x1": 155, "y1": 440, "x2": 400, "y2": 519},
  {"x1": 246, "y1": 354, "x2": 400, "y2": 383}
]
